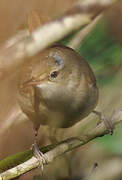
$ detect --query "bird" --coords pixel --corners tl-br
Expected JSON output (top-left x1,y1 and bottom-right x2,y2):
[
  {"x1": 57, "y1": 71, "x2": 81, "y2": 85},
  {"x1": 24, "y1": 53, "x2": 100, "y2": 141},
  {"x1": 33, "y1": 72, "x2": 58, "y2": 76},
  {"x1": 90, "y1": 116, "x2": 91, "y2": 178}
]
[
  {"x1": 18, "y1": 44, "x2": 98, "y2": 154},
  {"x1": 17, "y1": 10, "x2": 99, "y2": 164}
]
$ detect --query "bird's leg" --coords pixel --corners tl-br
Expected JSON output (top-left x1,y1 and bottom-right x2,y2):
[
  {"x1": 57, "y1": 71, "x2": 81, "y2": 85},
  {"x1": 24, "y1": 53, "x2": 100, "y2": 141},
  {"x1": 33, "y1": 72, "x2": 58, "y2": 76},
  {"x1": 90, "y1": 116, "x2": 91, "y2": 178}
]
[
  {"x1": 31, "y1": 128, "x2": 47, "y2": 170},
  {"x1": 92, "y1": 110, "x2": 114, "y2": 135}
]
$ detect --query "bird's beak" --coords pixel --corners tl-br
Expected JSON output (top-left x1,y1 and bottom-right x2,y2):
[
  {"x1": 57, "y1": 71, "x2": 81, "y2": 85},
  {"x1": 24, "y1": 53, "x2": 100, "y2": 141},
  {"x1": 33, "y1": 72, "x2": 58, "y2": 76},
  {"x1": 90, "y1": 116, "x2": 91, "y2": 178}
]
[{"x1": 23, "y1": 73, "x2": 48, "y2": 87}]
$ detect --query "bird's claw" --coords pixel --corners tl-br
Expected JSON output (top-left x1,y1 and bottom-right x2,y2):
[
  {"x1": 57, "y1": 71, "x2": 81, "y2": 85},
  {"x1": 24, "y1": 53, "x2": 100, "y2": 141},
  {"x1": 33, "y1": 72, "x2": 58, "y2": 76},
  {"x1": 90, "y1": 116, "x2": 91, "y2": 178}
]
[
  {"x1": 93, "y1": 110, "x2": 114, "y2": 135},
  {"x1": 32, "y1": 143, "x2": 47, "y2": 171}
]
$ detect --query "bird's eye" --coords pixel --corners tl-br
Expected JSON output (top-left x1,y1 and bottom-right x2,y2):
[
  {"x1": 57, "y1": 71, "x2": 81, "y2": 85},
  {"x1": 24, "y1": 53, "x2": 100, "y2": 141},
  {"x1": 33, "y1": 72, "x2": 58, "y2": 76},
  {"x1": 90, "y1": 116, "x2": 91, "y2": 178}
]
[{"x1": 50, "y1": 71, "x2": 58, "y2": 78}]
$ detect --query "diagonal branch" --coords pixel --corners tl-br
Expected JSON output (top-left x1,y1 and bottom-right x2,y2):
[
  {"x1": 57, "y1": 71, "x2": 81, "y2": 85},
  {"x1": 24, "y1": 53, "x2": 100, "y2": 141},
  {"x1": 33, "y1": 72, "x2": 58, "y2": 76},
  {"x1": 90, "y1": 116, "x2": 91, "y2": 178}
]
[
  {"x1": 0, "y1": 0, "x2": 115, "y2": 80},
  {"x1": 0, "y1": 110, "x2": 121, "y2": 180},
  {"x1": 68, "y1": 14, "x2": 102, "y2": 49}
]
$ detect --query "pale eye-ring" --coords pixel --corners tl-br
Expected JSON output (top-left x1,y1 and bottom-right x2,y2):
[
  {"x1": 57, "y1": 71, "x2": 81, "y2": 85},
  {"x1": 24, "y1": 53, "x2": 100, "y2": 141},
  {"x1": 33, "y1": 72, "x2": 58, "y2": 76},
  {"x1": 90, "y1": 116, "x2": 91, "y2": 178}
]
[{"x1": 50, "y1": 71, "x2": 58, "y2": 79}]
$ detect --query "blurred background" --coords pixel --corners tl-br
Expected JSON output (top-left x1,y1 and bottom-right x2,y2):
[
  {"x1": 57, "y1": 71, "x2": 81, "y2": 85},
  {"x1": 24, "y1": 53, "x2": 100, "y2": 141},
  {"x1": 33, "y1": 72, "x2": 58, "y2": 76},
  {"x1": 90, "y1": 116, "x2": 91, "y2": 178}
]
[{"x1": 0, "y1": 0, "x2": 122, "y2": 179}]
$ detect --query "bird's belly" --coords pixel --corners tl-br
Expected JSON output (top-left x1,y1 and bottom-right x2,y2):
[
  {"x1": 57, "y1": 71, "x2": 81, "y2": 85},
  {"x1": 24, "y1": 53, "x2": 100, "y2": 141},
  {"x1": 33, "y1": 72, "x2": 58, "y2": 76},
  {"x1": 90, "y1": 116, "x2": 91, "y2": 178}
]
[
  {"x1": 33, "y1": 85, "x2": 98, "y2": 129},
  {"x1": 41, "y1": 110, "x2": 67, "y2": 127},
  {"x1": 37, "y1": 101, "x2": 91, "y2": 128}
]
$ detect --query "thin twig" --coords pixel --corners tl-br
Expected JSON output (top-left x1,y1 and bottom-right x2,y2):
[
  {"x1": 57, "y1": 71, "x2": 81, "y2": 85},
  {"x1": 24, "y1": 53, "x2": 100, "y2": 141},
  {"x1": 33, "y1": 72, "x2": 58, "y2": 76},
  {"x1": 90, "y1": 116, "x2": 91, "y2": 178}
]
[
  {"x1": 0, "y1": 110, "x2": 121, "y2": 180},
  {"x1": 0, "y1": 13, "x2": 91, "y2": 79},
  {"x1": 68, "y1": 15, "x2": 102, "y2": 49},
  {"x1": 0, "y1": 0, "x2": 114, "y2": 80},
  {"x1": 78, "y1": 0, "x2": 116, "y2": 6}
]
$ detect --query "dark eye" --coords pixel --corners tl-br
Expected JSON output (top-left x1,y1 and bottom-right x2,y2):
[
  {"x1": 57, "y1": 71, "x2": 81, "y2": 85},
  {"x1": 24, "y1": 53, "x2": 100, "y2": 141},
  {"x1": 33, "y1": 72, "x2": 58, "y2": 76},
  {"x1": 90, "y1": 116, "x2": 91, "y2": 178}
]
[{"x1": 50, "y1": 71, "x2": 58, "y2": 78}]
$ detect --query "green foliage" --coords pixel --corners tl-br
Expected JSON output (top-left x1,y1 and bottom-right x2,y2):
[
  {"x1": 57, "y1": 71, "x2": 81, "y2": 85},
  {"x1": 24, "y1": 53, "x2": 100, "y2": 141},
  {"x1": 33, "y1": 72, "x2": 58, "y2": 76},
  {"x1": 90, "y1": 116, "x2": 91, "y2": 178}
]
[
  {"x1": 96, "y1": 123, "x2": 122, "y2": 154},
  {"x1": 77, "y1": 18, "x2": 122, "y2": 68},
  {"x1": 61, "y1": 18, "x2": 122, "y2": 86},
  {"x1": 68, "y1": 18, "x2": 122, "y2": 67}
]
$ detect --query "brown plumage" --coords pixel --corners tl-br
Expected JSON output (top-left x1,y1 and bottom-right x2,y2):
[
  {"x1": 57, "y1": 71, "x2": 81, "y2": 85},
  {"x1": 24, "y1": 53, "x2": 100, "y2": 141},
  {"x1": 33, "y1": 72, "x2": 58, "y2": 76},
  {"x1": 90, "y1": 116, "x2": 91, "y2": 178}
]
[
  {"x1": 18, "y1": 44, "x2": 98, "y2": 132},
  {"x1": 17, "y1": 10, "x2": 98, "y2": 163}
]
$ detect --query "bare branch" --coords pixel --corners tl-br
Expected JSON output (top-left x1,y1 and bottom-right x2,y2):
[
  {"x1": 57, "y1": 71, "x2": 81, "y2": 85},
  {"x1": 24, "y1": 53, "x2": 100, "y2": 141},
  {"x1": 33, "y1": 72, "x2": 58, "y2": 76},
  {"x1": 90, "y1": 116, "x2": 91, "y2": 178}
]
[
  {"x1": 78, "y1": 0, "x2": 116, "y2": 6},
  {"x1": 0, "y1": 0, "x2": 115, "y2": 80},
  {"x1": 0, "y1": 14, "x2": 91, "y2": 79},
  {"x1": 0, "y1": 110, "x2": 121, "y2": 180},
  {"x1": 68, "y1": 15, "x2": 102, "y2": 49},
  {"x1": 3, "y1": 30, "x2": 29, "y2": 49}
]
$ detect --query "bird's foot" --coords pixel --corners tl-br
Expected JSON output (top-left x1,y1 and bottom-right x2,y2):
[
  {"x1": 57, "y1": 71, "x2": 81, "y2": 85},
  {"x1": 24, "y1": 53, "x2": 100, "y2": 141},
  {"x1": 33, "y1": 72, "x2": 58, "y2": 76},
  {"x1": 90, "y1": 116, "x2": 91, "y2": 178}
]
[
  {"x1": 93, "y1": 110, "x2": 114, "y2": 135},
  {"x1": 31, "y1": 143, "x2": 47, "y2": 171}
]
